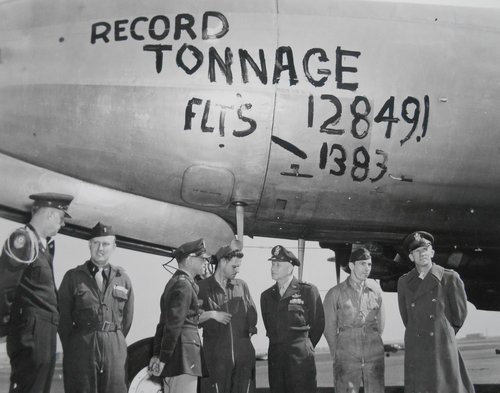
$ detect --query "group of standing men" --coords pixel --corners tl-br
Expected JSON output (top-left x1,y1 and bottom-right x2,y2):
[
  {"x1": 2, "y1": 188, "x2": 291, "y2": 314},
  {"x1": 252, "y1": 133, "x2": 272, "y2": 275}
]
[
  {"x1": 149, "y1": 233, "x2": 476, "y2": 393},
  {"x1": 0, "y1": 192, "x2": 476, "y2": 393},
  {"x1": 0, "y1": 193, "x2": 134, "y2": 393}
]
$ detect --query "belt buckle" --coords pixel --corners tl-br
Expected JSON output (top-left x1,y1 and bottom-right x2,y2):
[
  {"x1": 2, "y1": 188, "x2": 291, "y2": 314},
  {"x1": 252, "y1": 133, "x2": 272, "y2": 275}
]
[{"x1": 101, "y1": 321, "x2": 111, "y2": 332}]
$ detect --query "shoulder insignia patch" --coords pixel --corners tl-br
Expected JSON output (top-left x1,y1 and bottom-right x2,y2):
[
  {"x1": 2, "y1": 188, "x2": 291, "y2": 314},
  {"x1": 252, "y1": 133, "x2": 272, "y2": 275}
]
[{"x1": 13, "y1": 234, "x2": 26, "y2": 249}]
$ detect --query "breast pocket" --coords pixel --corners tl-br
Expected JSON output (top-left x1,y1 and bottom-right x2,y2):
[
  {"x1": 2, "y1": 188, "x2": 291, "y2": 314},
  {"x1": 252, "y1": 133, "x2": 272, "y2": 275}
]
[
  {"x1": 112, "y1": 285, "x2": 129, "y2": 312},
  {"x1": 288, "y1": 304, "x2": 307, "y2": 328},
  {"x1": 74, "y1": 285, "x2": 96, "y2": 314}
]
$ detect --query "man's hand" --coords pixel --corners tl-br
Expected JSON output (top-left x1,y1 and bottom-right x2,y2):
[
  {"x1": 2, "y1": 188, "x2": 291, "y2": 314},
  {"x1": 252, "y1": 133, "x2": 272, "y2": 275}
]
[
  {"x1": 212, "y1": 311, "x2": 232, "y2": 324},
  {"x1": 148, "y1": 356, "x2": 165, "y2": 377}
]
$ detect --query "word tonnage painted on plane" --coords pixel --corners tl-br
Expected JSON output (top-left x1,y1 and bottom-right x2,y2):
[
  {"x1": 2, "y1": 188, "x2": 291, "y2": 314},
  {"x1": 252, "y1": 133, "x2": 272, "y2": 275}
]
[{"x1": 90, "y1": 11, "x2": 360, "y2": 90}]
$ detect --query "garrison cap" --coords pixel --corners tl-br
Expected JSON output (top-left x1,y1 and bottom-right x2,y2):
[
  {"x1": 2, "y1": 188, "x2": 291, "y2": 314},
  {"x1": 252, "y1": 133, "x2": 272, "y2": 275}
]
[
  {"x1": 268, "y1": 245, "x2": 300, "y2": 266},
  {"x1": 349, "y1": 247, "x2": 371, "y2": 263},
  {"x1": 215, "y1": 239, "x2": 243, "y2": 263},
  {"x1": 174, "y1": 238, "x2": 210, "y2": 261},
  {"x1": 89, "y1": 222, "x2": 115, "y2": 239},
  {"x1": 403, "y1": 231, "x2": 434, "y2": 253},
  {"x1": 29, "y1": 192, "x2": 73, "y2": 218}
]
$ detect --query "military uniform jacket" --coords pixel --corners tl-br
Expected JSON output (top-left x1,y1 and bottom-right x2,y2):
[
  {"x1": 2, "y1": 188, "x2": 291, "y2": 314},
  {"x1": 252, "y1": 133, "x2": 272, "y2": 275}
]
[
  {"x1": 153, "y1": 269, "x2": 206, "y2": 377},
  {"x1": 397, "y1": 264, "x2": 475, "y2": 393},
  {"x1": 58, "y1": 261, "x2": 134, "y2": 393},
  {"x1": 261, "y1": 276, "x2": 324, "y2": 346},
  {"x1": 0, "y1": 225, "x2": 58, "y2": 325},
  {"x1": 58, "y1": 261, "x2": 134, "y2": 345}
]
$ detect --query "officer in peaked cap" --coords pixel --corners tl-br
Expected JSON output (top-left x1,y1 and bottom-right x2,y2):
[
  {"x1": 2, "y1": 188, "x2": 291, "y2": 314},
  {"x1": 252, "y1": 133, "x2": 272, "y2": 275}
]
[
  {"x1": 260, "y1": 245, "x2": 325, "y2": 393},
  {"x1": 403, "y1": 230, "x2": 434, "y2": 254},
  {"x1": 323, "y1": 247, "x2": 385, "y2": 393},
  {"x1": 59, "y1": 222, "x2": 134, "y2": 393},
  {"x1": 0, "y1": 192, "x2": 73, "y2": 393},
  {"x1": 173, "y1": 238, "x2": 211, "y2": 261},
  {"x1": 30, "y1": 192, "x2": 73, "y2": 218},
  {"x1": 268, "y1": 244, "x2": 301, "y2": 266},
  {"x1": 397, "y1": 231, "x2": 474, "y2": 393},
  {"x1": 198, "y1": 239, "x2": 258, "y2": 393},
  {"x1": 150, "y1": 238, "x2": 209, "y2": 393}
]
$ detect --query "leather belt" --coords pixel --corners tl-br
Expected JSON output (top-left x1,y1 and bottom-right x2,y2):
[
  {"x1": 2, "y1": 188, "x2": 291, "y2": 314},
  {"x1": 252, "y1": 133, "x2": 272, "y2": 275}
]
[
  {"x1": 95, "y1": 321, "x2": 121, "y2": 332},
  {"x1": 339, "y1": 326, "x2": 378, "y2": 333}
]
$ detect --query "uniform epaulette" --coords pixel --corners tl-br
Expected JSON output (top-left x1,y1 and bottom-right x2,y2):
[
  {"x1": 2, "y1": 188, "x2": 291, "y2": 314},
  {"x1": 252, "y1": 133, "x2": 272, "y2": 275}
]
[
  {"x1": 114, "y1": 266, "x2": 126, "y2": 276},
  {"x1": 298, "y1": 281, "x2": 312, "y2": 287}
]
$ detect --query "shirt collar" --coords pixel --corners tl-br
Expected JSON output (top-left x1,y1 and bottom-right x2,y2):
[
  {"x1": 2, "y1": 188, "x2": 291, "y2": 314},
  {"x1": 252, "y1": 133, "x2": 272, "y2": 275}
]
[
  {"x1": 347, "y1": 276, "x2": 376, "y2": 292},
  {"x1": 87, "y1": 260, "x2": 109, "y2": 275},
  {"x1": 278, "y1": 274, "x2": 294, "y2": 292}
]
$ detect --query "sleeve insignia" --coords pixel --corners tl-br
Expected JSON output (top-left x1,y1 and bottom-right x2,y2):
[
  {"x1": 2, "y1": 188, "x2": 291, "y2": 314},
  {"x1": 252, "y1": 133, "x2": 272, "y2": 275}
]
[{"x1": 13, "y1": 234, "x2": 26, "y2": 249}]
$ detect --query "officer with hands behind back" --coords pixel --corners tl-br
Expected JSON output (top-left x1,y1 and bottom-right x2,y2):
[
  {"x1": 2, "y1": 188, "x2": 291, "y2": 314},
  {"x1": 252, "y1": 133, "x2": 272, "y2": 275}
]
[
  {"x1": 260, "y1": 245, "x2": 325, "y2": 393},
  {"x1": 398, "y1": 231, "x2": 475, "y2": 393}
]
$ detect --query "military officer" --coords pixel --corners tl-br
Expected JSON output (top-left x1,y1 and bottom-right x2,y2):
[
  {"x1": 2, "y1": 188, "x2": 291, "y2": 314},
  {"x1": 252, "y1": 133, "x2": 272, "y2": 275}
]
[
  {"x1": 58, "y1": 222, "x2": 134, "y2": 393},
  {"x1": 198, "y1": 239, "x2": 258, "y2": 393},
  {"x1": 149, "y1": 238, "x2": 210, "y2": 393},
  {"x1": 323, "y1": 247, "x2": 385, "y2": 393},
  {"x1": 398, "y1": 231, "x2": 475, "y2": 393},
  {"x1": 0, "y1": 192, "x2": 73, "y2": 393},
  {"x1": 260, "y1": 245, "x2": 325, "y2": 393}
]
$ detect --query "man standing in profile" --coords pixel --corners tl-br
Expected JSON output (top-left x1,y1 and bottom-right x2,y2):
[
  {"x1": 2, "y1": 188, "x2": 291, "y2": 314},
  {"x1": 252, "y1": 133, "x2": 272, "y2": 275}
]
[
  {"x1": 198, "y1": 239, "x2": 258, "y2": 393},
  {"x1": 0, "y1": 192, "x2": 73, "y2": 393},
  {"x1": 398, "y1": 231, "x2": 475, "y2": 393},
  {"x1": 260, "y1": 245, "x2": 325, "y2": 393},
  {"x1": 149, "y1": 238, "x2": 210, "y2": 393},
  {"x1": 58, "y1": 222, "x2": 134, "y2": 393},
  {"x1": 323, "y1": 247, "x2": 385, "y2": 393}
]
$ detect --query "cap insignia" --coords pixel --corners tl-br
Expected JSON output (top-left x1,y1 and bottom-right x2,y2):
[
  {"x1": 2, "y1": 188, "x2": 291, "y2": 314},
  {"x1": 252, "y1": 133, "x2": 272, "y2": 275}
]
[{"x1": 274, "y1": 246, "x2": 281, "y2": 256}]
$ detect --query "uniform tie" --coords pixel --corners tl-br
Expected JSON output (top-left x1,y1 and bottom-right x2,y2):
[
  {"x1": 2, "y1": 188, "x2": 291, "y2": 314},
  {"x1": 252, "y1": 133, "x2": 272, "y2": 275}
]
[
  {"x1": 279, "y1": 285, "x2": 286, "y2": 297},
  {"x1": 95, "y1": 267, "x2": 105, "y2": 291}
]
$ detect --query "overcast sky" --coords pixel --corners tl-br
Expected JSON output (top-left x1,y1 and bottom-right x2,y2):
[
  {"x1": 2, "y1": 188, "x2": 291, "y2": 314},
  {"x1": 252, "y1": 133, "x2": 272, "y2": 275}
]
[{"x1": 0, "y1": 217, "x2": 498, "y2": 354}]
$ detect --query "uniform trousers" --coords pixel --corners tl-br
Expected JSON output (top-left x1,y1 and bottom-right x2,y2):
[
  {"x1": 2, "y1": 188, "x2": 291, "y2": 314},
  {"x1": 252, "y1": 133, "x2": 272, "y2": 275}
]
[
  {"x1": 7, "y1": 309, "x2": 58, "y2": 393},
  {"x1": 268, "y1": 337, "x2": 316, "y2": 393},
  {"x1": 201, "y1": 336, "x2": 255, "y2": 393},
  {"x1": 334, "y1": 328, "x2": 384, "y2": 393},
  {"x1": 163, "y1": 374, "x2": 197, "y2": 393}
]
